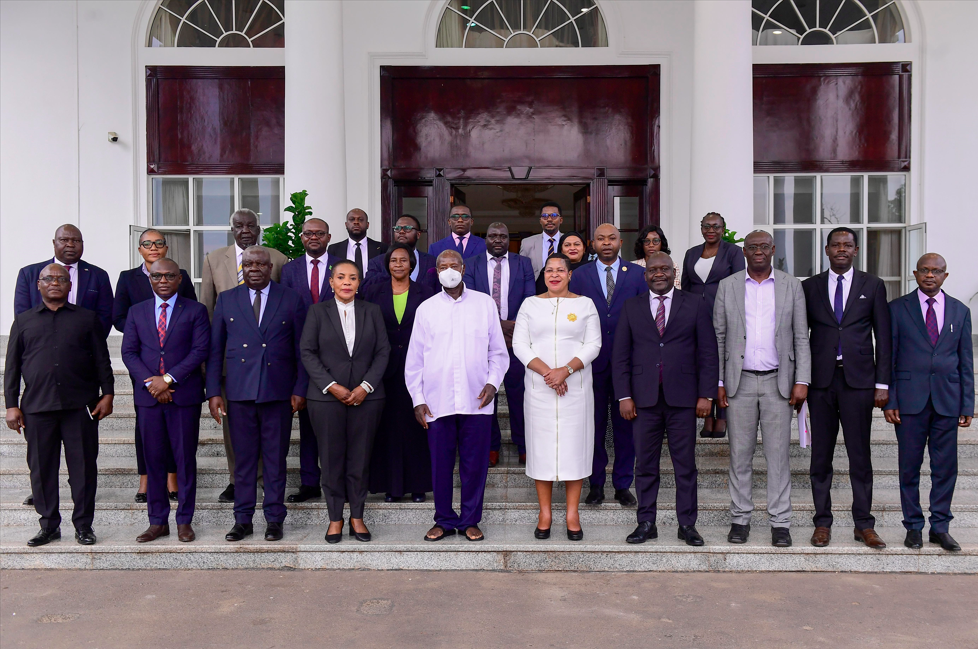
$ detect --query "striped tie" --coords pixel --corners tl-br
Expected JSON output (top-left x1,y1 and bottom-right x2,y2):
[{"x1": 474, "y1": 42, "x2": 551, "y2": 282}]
[
  {"x1": 655, "y1": 296, "x2": 666, "y2": 382},
  {"x1": 237, "y1": 261, "x2": 244, "y2": 285},
  {"x1": 157, "y1": 303, "x2": 168, "y2": 374},
  {"x1": 605, "y1": 266, "x2": 615, "y2": 306},
  {"x1": 547, "y1": 237, "x2": 555, "y2": 257},
  {"x1": 925, "y1": 297, "x2": 940, "y2": 346}
]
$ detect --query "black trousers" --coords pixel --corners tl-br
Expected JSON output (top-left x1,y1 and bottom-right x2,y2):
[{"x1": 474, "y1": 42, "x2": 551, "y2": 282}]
[
  {"x1": 23, "y1": 408, "x2": 99, "y2": 531},
  {"x1": 633, "y1": 389, "x2": 698, "y2": 526},
  {"x1": 308, "y1": 399, "x2": 383, "y2": 522},
  {"x1": 808, "y1": 365, "x2": 876, "y2": 529},
  {"x1": 896, "y1": 398, "x2": 958, "y2": 533}
]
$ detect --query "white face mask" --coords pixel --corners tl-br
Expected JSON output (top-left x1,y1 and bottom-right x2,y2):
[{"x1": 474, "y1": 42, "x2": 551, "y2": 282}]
[{"x1": 438, "y1": 268, "x2": 463, "y2": 289}]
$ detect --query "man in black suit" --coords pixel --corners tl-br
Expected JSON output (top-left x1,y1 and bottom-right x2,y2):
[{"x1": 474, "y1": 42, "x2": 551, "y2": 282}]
[
  {"x1": 884, "y1": 253, "x2": 974, "y2": 551},
  {"x1": 613, "y1": 252, "x2": 718, "y2": 545},
  {"x1": 327, "y1": 208, "x2": 384, "y2": 277},
  {"x1": 4, "y1": 264, "x2": 114, "y2": 547},
  {"x1": 802, "y1": 227, "x2": 892, "y2": 549},
  {"x1": 365, "y1": 214, "x2": 437, "y2": 290}
]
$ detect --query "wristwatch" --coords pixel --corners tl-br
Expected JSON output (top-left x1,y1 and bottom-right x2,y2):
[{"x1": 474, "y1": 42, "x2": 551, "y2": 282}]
[
  {"x1": 162, "y1": 374, "x2": 174, "y2": 386},
  {"x1": 564, "y1": 365, "x2": 575, "y2": 375}
]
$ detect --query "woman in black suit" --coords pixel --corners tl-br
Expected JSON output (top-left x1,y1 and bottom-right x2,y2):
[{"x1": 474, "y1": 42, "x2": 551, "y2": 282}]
[
  {"x1": 112, "y1": 229, "x2": 196, "y2": 503},
  {"x1": 362, "y1": 243, "x2": 436, "y2": 503},
  {"x1": 300, "y1": 260, "x2": 390, "y2": 543},
  {"x1": 680, "y1": 212, "x2": 745, "y2": 437}
]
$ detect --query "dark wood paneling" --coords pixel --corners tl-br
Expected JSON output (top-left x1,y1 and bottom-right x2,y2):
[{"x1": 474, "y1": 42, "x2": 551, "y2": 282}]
[
  {"x1": 753, "y1": 63, "x2": 911, "y2": 173},
  {"x1": 146, "y1": 66, "x2": 285, "y2": 175}
]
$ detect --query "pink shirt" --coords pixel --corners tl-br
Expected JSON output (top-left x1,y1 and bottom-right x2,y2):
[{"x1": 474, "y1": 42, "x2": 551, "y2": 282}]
[
  {"x1": 405, "y1": 287, "x2": 510, "y2": 420},
  {"x1": 917, "y1": 288, "x2": 945, "y2": 334},
  {"x1": 743, "y1": 272, "x2": 779, "y2": 372},
  {"x1": 453, "y1": 233, "x2": 471, "y2": 254}
]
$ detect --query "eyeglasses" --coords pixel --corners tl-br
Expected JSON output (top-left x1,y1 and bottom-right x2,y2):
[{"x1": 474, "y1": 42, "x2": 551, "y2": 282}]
[
  {"x1": 241, "y1": 261, "x2": 270, "y2": 269},
  {"x1": 540, "y1": 213, "x2": 561, "y2": 220},
  {"x1": 150, "y1": 272, "x2": 179, "y2": 281},
  {"x1": 301, "y1": 230, "x2": 328, "y2": 239},
  {"x1": 643, "y1": 238, "x2": 662, "y2": 246},
  {"x1": 701, "y1": 224, "x2": 724, "y2": 232},
  {"x1": 38, "y1": 276, "x2": 70, "y2": 284},
  {"x1": 745, "y1": 244, "x2": 773, "y2": 253},
  {"x1": 448, "y1": 214, "x2": 472, "y2": 221},
  {"x1": 392, "y1": 225, "x2": 417, "y2": 232},
  {"x1": 917, "y1": 268, "x2": 946, "y2": 277},
  {"x1": 139, "y1": 239, "x2": 167, "y2": 249},
  {"x1": 56, "y1": 237, "x2": 83, "y2": 244}
]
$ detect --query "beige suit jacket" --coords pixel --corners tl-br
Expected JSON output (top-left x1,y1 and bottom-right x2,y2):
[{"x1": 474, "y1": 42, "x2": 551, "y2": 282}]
[{"x1": 199, "y1": 244, "x2": 287, "y2": 317}]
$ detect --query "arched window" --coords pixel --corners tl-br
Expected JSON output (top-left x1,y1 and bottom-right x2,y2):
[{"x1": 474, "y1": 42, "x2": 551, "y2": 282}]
[
  {"x1": 436, "y1": 0, "x2": 608, "y2": 48},
  {"x1": 148, "y1": 0, "x2": 284, "y2": 47},
  {"x1": 752, "y1": 0, "x2": 906, "y2": 45}
]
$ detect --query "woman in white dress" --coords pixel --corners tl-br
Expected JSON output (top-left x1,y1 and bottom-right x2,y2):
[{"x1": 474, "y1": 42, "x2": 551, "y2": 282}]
[{"x1": 513, "y1": 254, "x2": 602, "y2": 541}]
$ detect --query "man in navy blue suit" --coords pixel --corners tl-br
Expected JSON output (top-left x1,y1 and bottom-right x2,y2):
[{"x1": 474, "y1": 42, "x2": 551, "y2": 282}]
[
  {"x1": 568, "y1": 224, "x2": 647, "y2": 506},
  {"x1": 206, "y1": 247, "x2": 309, "y2": 543},
  {"x1": 14, "y1": 224, "x2": 113, "y2": 338},
  {"x1": 614, "y1": 252, "x2": 718, "y2": 546},
  {"x1": 279, "y1": 217, "x2": 341, "y2": 504},
  {"x1": 427, "y1": 204, "x2": 487, "y2": 261},
  {"x1": 463, "y1": 222, "x2": 536, "y2": 466},
  {"x1": 884, "y1": 253, "x2": 974, "y2": 552},
  {"x1": 365, "y1": 214, "x2": 437, "y2": 290},
  {"x1": 121, "y1": 259, "x2": 210, "y2": 544}
]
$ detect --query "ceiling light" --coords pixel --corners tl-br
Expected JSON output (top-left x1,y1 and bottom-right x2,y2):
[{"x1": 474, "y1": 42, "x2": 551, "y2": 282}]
[
  {"x1": 773, "y1": 29, "x2": 783, "y2": 34},
  {"x1": 580, "y1": 6, "x2": 591, "y2": 12},
  {"x1": 461, "y1": 5, "x2": 470, "y2": 9}
]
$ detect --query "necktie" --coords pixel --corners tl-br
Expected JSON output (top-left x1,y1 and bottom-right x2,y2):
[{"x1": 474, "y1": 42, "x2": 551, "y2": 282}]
[
  {"x1": 491, "y1": 257, "x2": 503, "y2": 316},
  {"x1": 253, "y1": 289, "x2": 262, "y2": 325},
  {"x1": 354, "y1": 242, "x2": 363, "y2": 274},
  {"x1": 455, "y1": 235, "x2": 466, "y2": 255},
  {"x1": 310, "y1": 259, "x2": 320, "y2": 304},
  {"x1": 66, "y1": 265, "x2": 75, "y2": 304},
  {"x1": 925, "y1": 297, "x2": 940, "y2": 346},
  {"x1": 655, "y1": 296, "x2": 666, "y2": 381},
  {"x1": 605, "y1": 265, "x2": 615, "y2": 306},
  {"x1": 834, "y1": 275, "x2": 845, "y2": 357},
  {"x1": 237, "y1": 258, "x2": 244, "y2": 285},
  {"x1": 547, "y1": 237, "x2": 555, "y2": 257},
  {"x1": 157, "y1": 303, "x2": 168, "y2": 374}
]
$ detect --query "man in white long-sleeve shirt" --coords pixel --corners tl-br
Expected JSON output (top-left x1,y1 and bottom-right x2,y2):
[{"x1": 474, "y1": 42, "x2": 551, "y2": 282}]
[{"x1": 405, "y1": 250, "x2": 509, "y2": 542}]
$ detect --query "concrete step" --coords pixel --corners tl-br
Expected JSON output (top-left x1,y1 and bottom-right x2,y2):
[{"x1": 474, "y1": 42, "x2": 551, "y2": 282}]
[
  {"x1": 4, "y1": 486, "x2": 978, "y2": 529},
  {"x1": 2, "y1": 523, "x2": 975, "y2": 572},
  {"x1": 3, "y1": 454, "x2": 978, "y2": 491}
]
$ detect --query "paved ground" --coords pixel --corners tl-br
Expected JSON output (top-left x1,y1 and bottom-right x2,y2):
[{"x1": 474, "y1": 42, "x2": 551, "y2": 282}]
[{"x1": 1, "y1": 571, "x2": 976, "y2": 648}]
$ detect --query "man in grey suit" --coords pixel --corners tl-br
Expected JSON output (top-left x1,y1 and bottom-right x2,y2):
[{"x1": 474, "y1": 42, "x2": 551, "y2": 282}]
[
  {"x1": 714, "y1": 230, "x2": 811, "y2": 547},
  {"x1": 519, "y1": 201, "x2": 563, "y2": 280},
  {"x1": 199, "y1": 208, "x2": 288, "y2": 502}
]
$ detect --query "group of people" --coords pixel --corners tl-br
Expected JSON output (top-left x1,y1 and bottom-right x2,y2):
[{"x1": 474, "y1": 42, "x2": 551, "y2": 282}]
[{"x1": 4, "y1": 202, "x2": 972, "y2": 553}]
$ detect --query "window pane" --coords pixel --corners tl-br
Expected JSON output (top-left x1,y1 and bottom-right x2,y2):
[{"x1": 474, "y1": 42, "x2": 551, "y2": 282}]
[
  {"x1": 907, "y1": 225, "x2": 925, "y2": 279},
  {"x1": 194, "y1": 230, "x2": 233, "y2": 278},
  {"x1": 867, "y1": 228, "x2": 902, "y2": 300},
  {"x1": 194, "y1": 178, "x2": 235, "y2": 226},
  {"x1": 402, "y1": 197, "x2": 428, "y2": 253},
  {"x1": 753, "y1": 177, "x2": 768, "y2": 225},
  {"x1": 821, "y1": 227, "x2": 865, "y2": 274},
  {"x1": 821, "y1": 175, "x2": 862, "y2": 224},
  {"x1": 152, "y1": 178, "x2": 190, "y2": 226},
  {"x1": 868, "y1": 175, "x2": 906, "y2": 223},
  {"x1": 773, "y1": 228, "x2": 815, "y2": 278},
  {"x1": 773, "y1": 176, "x2": 815, "y2": 224},
  {"x1": 163, "y1": 231, "x2": 192, "y2": 275},
  {"x1": 614, "y1": 197, "x2": 640, "y2": 263},
  {"x1": 240, "y1": 178, "x2": 280, "y2": 226}
]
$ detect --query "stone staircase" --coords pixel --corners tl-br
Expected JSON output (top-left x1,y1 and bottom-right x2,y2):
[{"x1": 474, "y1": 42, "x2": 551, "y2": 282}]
[{"x1": 2, "y1": 336, "x2": 977, "y2": 572}]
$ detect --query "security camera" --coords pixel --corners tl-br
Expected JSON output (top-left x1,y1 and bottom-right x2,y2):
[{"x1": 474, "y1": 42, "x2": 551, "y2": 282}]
[{"x1": 108, "y1": 132, "x2": 119, "y2": 143}]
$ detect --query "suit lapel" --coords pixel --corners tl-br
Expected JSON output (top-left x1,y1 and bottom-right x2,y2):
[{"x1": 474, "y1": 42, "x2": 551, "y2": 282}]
[
  {"x1": 323, "y1": 299, "x2": 345, "y2": 353},
  {"x1": 237, "y1": 286, "x2": 262, "y2": 336},
  {"x1": 704, "y1": 244, "x2": 727, "y2": 285},
  {"x1": 162, "y1": 296, "x2": 185, "y2": 347},
  {"x1": 933, "y1": 293, "x2": 955, "y2": 350},
  {"x1": 816, "y1": 271, "x2": 836, "y2": 322},
  {"x1": 351, "y1": 300, "x2": 367, "y2": 356},
  {"x1": 903, "y1": 291, "x2": 932, "y2": 347},
  {"x1": 507, "y1": 253, "x2": 521, "y2": 294},
  {"x1": 379, "y1": 282, "x2": 397, "y2": 324},
  {"x1": 733, "y1": 273, "x2": 747, "y2": 330},
  {"x1": 259, "y1": 283, "x2": 282, "y2": 335},
  {"x1": 840, "y1": 270, "x2": 866, "y2": 324},
  {"x1": 610, "y1": 262, "x2": 630, "y2": 308},
  {"x1": 774, "y1": 270, "x2": 789, "y2": 328},
  {"x1": 661, "y1": 290, "x2": 683, "y2": 341},
  {"x1": 74, "y1": 260, "x2": 93, "y2": 301},
  {"x1": 224, "y1": 246, "x2": 239, "y2": 288}
]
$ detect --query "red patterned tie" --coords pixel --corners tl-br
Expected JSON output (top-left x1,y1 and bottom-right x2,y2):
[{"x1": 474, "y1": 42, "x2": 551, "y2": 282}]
[
  {"x1": 310, "y1": 259, "x2": 320, "y2": 304},
  {"x1": 655, "y1": 296, "x2": 666, "y2": 382},
  {"x1": 157, "y1": 303, "x2": 168, "y2": 374},
  {"x1": 925, "y1": 297, "x2": 939, "y2": 346}
]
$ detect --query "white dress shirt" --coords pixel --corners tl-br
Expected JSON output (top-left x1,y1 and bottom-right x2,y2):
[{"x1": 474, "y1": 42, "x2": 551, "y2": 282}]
[
  {"x1": 410, "y1": 249, "x2": 421, "y2": 282},
  {"x1": 323, "y1": 298, "x2": 374, "y2": 395},
  {"x1": 248, "y1": 285, "x2": 269, "y2": 324},
  {"x1": 541, "y1": 232, "x2": 561, "y2": 267},
  {"x1": 405, "y1": 287, "x2": 510, "y2": 420},
  {"x1": 917, "y1": 288, "x2": 945, "y2": 333},
  {"x1": 486, "y1": 252, "x2": 511, "y2": 320},
  {"x1": 305, "y1": 253, "x2": 329, "y2": 293},
  {"x1": 648, "y1": 288, "x2": 674, "y2": 328},
  {"x1": 54, "y1": 259, "x2": 78, "y2": 304},
  {"x1": 829, "y1": 267, "x2": 886, "y2": 389},
  {"x1": 346, "y1": 238, "x2": 370, "y2": 275}
]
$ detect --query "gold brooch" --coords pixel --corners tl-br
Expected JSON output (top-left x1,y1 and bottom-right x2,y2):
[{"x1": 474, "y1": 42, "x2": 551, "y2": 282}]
[{"x1": 567, "y1": 313, "x2": 577, "y2": 322}]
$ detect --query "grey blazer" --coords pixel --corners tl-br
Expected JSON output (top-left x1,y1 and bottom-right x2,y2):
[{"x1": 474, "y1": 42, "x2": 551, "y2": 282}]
[
  {"x1": 713, "y1": 269, "x2": 811, "y2": 399},
  {"x1": 519, "y1": 232, "x2": 562, "y2": 279}
]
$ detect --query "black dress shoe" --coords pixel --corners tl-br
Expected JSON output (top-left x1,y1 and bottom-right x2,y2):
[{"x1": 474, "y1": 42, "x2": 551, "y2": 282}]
[
  {"x1": 566, "y1": 527, "x2": 584, "y2": 541},
  {"x1": 534, "y1": 527, "x2": 551, "y2": 540},
  {"x1": 75, "y1": 528, "x2": 97, "y2": 545},
  {"x1": 264, "y1": 522, "x2": 284, "y2": 541},
  {"x1": 904, "y1": 529, "x2": 923, "y2": 549},
  {"x1": 929, "y1": 531, "x2": 961, "y2": 552},
  {"x1": 678, "y1": 525, "x2": 705, "y2": 546},
  {"x1": 384, "y1": 494, "x2": 400, "y2": 503},
  {"x1": 411, "y1": 493, "x2": 426, "y2": 503},
  {"x1": 134, "y1": 492, "x2": 147, "y2": 503},
  {"x1": 771, "y1": 527, "x2": 792, "y2": 548},
  {"x1": 614, "y1": 489, "x2": 637, "y2": 507},
  {"x1": 626, "y1": 521, "x2": 658, "y2": 544},
  {"x1": 23, "y1": 495, "x2": 34, "y2": 506},
  {"x1": 218, "y1": 484, "x2": 235, "y2": 503},
  {"x1": 727, "y1": 523, "x2": 750, "y2": 544},
  {"x1": 325, "y1": 521, "x2": 344, "y2": 544},
  {"x1": 225, "y1": 523, "x2": 253, "y2": 542},
  {"x1": 287, "y1": 485, "x2": 322, "y2": 503},
  {"x1": 27, "y1": 528, "x2": 61, "y2": 547},
  {"x1": 585, "y1": 488, "x2": 605, "y2": 505},
  {"x1": 349, "y1": 523, "x2": 371, "y2": 542},
  {"x1": 168, "y1": 491, "x2": 179, "y2": 502}
]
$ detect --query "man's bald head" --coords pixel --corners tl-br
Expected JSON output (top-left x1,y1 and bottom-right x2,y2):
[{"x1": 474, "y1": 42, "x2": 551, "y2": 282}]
[
  {"x1": 436, "y1": 249, "x2": 463, "y2": 269},
  {"x1": 53, "y1": 224, "x2": 84, "y2": 264},
  {"x1": 241, "y1": 246, "x2": 271, "y2": 265},
  {"x1": 150, "y1": 258, "x2": 180, "y2": 274},
  {"x1": 345, "y1": 209, "x2": 368, "y2": 240},
  {"x1": 240, "y1": 246, "x2": 272, "y2": 291},
  {"x1": 913, "y1": 252, "x2": 949, "y2": 298},
  {"x1": 916, "y1": 252, "x2": 946, "y2": 272},
  {"x1": 37, "y1": 263, "x2": 70, "y2": 303},
  {"x1": 593, "y1": 223, "x2": 621, "y2": 263},
  {"x1": 149, "y1": 258, "x2": 182, "y2": 299}
]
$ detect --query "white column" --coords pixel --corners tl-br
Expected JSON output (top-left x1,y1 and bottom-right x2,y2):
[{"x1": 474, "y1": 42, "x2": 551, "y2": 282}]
[
  {"x1": 689, "y1": 0, "x2": 754, "y2": 242},
  {"x1": 285, "y1": 0, "x2": 347, "y2": 232}
]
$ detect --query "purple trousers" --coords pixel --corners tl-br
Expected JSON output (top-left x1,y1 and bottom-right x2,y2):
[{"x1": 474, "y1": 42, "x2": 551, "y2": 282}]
[
  {"x1": 137, "y1": 403, "x2": 200, "y2": 525},
  {"x1": 590, "y1": 369, "x2": 635, "y2": 490},
  {"x1": 227, "y1": 400, "x2": 293, "y2": 525},
  {"x1": 428, "y1": 414, "x2": 491, "y2": 531}
]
